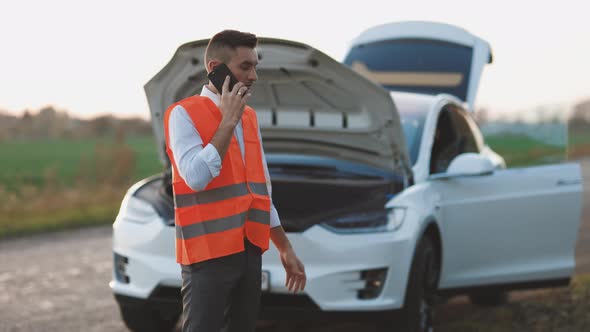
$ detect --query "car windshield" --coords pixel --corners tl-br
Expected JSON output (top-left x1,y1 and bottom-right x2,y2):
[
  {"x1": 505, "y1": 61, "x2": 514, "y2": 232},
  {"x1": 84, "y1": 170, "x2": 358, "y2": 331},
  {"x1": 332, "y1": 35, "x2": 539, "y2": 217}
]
[
  {"x1": 343, "y1": 39, "x2": 473, "y2": 100},
  {"x1": 399, "y1": 112, "x2": 426, "y2": 165}
]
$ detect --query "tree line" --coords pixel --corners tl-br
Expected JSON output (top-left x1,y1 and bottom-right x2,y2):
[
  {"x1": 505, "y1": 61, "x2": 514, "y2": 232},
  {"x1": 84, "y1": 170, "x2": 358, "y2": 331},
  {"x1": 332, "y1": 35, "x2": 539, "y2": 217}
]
[{"x1": 0, "y1": 106, "x2": 152, "y2": 141}]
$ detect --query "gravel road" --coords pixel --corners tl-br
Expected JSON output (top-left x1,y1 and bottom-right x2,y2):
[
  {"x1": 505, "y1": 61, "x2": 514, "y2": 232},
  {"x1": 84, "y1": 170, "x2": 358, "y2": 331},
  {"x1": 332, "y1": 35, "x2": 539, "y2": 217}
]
[{"x1": 1, "y1": 158, "x2": 589, "y2": 332}]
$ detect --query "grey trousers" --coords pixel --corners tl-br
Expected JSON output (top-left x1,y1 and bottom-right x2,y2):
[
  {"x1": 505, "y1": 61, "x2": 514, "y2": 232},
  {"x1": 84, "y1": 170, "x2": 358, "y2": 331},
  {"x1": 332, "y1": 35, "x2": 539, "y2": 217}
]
[{"x1": 180, "y1": 238, "x2": 262, "y2": 332}]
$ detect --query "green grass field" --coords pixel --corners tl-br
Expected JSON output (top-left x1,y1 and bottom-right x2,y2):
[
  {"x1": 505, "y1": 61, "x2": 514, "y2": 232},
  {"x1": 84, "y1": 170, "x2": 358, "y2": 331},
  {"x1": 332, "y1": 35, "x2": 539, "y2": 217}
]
[
  {"x1": 0, "y1": 136, "x2": 163, "y2": 191},
  {"x1": 0, "y1": 135, "x2": 163, "y2": 238},
  {"x1": 482, "y1": 130, "x2": 590, "y2": 167},
  {"x1": 484, "y1": 134, "x2": 567, "y2": 167},
  {"x1": 568, "y1": 130, "x2": 590, "y2": 146}
]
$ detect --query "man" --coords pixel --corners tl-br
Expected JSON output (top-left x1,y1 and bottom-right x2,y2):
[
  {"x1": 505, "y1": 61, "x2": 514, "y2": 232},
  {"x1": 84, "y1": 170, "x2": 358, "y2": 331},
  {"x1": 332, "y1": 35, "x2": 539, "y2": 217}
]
[{"x1": 163, "y1": 30, "x2": 306, "y2": 332}]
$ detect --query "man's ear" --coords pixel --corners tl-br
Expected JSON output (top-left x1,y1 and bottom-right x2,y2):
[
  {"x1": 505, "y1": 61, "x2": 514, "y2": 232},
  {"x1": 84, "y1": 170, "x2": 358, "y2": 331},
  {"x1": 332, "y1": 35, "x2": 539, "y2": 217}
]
[{"x1": 206, "y1": 60, "x2": 222, "y2": 73}]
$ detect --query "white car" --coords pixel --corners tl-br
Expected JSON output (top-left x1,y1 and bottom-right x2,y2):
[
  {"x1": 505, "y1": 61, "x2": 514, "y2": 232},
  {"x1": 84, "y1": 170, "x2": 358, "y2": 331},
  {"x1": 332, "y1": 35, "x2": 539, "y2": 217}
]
[{"x1": 110, "y1": 22, "x2": 584, "y2": 332}]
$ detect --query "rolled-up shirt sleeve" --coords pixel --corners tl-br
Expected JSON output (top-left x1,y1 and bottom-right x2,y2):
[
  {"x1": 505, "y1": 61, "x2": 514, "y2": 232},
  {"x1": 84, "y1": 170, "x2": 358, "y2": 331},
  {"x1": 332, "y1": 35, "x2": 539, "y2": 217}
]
[
  {"x1": 257, "y1": 123, "x2": 282, "y2": 228},
  {"x1": 169, "y1": 105, "x2": 221, "y2": 191}
]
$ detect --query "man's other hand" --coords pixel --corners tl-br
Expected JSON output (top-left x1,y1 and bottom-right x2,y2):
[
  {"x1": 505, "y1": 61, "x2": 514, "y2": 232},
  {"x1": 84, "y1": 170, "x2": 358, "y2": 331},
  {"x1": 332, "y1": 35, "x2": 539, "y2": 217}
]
[{"x1": 279, "y1": 248, "x2": 306, "y2": 293}]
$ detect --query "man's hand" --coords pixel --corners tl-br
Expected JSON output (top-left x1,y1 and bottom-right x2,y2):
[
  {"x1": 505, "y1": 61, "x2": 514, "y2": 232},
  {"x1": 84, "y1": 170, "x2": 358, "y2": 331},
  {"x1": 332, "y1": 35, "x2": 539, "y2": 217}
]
[
  {"x1": 279, "y1": 248, "x2": 306, "y2": 293},
  {"x1": 219, "y1": 75, "x2": 250, "y2": 127},
  {"x1": 270, "y1": 224, "x2": 306, "y2": 293},
  {"x1": 210, "y1": 75, "x2": 251, "y2": 160}
]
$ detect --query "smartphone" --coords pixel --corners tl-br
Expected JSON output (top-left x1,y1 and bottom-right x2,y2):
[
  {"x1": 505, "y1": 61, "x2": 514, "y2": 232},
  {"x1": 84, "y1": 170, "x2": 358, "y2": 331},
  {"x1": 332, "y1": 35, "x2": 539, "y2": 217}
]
[{"x1": 207, "y1": 63, "x2": 239, "y2": 93}]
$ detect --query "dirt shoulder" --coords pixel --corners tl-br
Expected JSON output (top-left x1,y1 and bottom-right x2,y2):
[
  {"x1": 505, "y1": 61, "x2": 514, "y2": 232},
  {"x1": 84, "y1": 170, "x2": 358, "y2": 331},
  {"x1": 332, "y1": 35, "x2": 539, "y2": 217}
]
[
  {"x1": 434, "y1": 275, "x2": 590, "y2": 331},
  {"x1": 0, "y1": 226, "x2": 127, "y2": 332}
]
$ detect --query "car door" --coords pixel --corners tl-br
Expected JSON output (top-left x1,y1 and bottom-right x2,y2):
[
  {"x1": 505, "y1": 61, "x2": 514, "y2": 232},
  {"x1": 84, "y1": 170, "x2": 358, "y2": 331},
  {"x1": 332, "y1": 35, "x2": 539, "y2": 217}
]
[{"x1": 430, "y1": 107, "x2": 584, "y2": 290}]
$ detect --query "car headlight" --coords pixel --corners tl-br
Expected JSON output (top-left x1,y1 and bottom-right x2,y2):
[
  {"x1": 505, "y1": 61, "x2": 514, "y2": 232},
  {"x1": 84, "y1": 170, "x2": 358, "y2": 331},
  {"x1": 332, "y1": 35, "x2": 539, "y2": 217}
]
[
  {"x1": 116, "y1": 195, "x2": 160, "y2": 224},
  {"x1": 321, "y1": 207, "x2": 406, "y2": 234}
]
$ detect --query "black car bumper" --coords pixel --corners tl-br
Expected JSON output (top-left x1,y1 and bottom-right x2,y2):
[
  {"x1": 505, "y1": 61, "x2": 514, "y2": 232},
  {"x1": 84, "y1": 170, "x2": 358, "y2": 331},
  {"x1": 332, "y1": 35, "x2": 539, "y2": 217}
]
[{"x1": 114, "y1": 285, "x2": 400, "y2": 321}]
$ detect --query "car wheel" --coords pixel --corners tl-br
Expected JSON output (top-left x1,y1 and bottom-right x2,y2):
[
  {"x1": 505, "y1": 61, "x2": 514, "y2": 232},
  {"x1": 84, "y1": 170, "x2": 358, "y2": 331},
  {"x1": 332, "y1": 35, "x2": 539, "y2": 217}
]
[
  {"x1": 382, "y1": 235, "x2": 439, "y2": 332},
  {"x1": 469, "y1": 291, "x2": 508, "y2": 307},
  {"x1": 118, "y1": 302, "x2": 180, "y2": 332}
]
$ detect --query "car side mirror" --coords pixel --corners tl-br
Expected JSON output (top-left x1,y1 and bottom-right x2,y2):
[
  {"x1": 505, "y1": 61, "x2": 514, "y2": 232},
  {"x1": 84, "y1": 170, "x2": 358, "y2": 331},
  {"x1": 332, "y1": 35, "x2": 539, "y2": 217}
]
[{"x1": 429, "y1": 153, "x2": 495, "y2": 180}]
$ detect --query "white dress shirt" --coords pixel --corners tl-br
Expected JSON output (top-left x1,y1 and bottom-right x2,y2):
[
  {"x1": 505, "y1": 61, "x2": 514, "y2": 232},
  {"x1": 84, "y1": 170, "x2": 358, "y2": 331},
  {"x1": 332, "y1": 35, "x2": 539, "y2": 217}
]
[{"x1": 168, "y1": 86, "x2": 281, "y2": 228}]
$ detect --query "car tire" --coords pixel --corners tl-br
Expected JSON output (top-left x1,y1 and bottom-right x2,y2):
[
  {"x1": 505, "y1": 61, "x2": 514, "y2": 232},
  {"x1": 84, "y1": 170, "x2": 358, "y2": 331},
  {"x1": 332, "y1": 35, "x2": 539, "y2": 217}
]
[
  {"x1": 118, "y1": 302, "x2": 180, "y2": 332},
  {"x1": 469, "y1": 291, "x2": 508, "y2": 307},
  {"x1": 380, "y1": 235, "x2": 440, "y2": 332}
]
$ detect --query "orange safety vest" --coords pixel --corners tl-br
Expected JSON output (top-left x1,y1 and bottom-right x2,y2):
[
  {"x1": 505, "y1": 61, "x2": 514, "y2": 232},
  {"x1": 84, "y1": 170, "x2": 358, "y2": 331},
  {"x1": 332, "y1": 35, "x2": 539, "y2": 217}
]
[{"x1": 163, "y1": 96, "x2": 271, "y2": 265}]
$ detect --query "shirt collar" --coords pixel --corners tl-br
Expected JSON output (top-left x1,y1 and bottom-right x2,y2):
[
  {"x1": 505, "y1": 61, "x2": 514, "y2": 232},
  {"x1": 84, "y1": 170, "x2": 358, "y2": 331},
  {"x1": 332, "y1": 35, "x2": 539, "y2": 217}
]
[
  {"x1": 200, "y1": 85, "x2": 220, "y2": 106},
  {"x1": 199, "y1": 85, "x2": 242, "y2": 125}
]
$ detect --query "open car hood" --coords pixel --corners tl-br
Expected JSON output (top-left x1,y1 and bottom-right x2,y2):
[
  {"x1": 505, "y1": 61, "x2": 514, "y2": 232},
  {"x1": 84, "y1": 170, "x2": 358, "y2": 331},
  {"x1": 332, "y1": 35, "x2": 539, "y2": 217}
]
[{"x1": 145, "y1": 38, "x2": 412, "y2": 179}]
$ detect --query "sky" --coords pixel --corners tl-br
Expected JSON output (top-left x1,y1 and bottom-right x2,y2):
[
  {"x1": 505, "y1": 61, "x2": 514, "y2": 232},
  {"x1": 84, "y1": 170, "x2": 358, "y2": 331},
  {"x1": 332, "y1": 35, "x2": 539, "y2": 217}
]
[{"x1": 0, "y1": 0, "x2": 588, "y2": 120}]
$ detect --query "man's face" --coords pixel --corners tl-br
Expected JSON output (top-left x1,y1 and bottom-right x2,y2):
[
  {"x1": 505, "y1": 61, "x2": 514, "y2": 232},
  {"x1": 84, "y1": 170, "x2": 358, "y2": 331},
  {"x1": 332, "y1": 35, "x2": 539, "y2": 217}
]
[{"x1": 226, "y1": 46, "x2": 259, "y2": 89}]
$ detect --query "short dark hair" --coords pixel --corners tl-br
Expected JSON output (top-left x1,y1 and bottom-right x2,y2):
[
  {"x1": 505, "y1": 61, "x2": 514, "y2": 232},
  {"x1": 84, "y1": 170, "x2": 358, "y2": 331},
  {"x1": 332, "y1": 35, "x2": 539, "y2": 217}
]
[{"x1": 204, "y1": 30, "x2": 258, "y2": 65}]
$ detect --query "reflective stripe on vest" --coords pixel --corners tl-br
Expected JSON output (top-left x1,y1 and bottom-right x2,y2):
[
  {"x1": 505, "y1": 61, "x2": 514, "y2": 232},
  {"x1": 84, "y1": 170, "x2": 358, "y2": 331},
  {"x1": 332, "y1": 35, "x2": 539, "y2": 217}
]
[
  {"x1": 163, "y1": 95, "x2": 271, "y2": 265},
  {"x1": 175, "y1": 208, "x2": 270, "y2": 240},
  {"x1": 174, "y1": 181, "x2": 269, "y2": 208}
]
